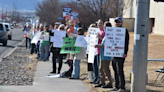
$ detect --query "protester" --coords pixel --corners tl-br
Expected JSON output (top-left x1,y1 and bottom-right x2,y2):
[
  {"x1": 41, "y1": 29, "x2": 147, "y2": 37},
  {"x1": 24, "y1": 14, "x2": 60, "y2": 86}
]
[
  {"x1": 69, "y1": 27, "x2": 86, "y2": 79},
  {"x1": 67, "y1": 20, "x2": 75, "y2": 34},
  {"x1": 50, "y1": 24, "x2": 66, "y2": 74},
  {"x1": 39, "y1": 26, "x2": 50, "y2": 61},
  {"x1": 30, "y1": 23, "x2": 37, "y2": 54},
  {"x1": 87, "y1": 23, "x2": 97, "y2": 81},
  {"x1": 35, "y1": 26, "x2": 41, "y2": 59},
  {"x1": 110, "y1": 17, "x2": 129, "y2": 92},
  {"x1": 24, "y1": 23, "x2": 31, "y2": 49},
  {"x1": 94, "y1": 22, "x2": 113, "y2": 88},
  {"x1": 54, "y1": 22, "x2": 61, "y2": 30},
  {"x1": 92, "y1": 19, "x2": 105, "y2": 84}
]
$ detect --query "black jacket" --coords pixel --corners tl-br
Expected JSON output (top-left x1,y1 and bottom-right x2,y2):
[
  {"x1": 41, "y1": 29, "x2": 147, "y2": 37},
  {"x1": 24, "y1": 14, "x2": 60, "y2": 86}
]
[{"x1": 124, "y1": 29, "x2": 129, "y2": 55}]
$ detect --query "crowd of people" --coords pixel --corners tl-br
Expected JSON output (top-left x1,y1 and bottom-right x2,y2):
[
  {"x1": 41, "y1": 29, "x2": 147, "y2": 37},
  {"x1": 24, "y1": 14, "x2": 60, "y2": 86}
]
[{"x1": 23, "y1": 17, "x2": 129, "y2": 92}]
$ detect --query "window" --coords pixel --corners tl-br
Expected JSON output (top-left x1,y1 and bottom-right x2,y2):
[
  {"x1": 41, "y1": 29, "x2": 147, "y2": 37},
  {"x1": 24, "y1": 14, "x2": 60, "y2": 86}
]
[{"x1": 0, "y1": 24, "x2": 3, "y2": 30}]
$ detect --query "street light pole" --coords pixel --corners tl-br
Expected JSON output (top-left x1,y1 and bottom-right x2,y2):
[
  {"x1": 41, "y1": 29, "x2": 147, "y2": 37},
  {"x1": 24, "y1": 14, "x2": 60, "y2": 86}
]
[{"x1": 131, "y1": 0, "x2": 150, "y2": 92}]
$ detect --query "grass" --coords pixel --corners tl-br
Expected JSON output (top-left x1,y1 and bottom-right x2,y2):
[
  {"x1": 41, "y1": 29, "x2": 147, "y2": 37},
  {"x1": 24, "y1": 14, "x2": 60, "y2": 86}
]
[{"x1": 80, "y1": 32, "x2": 164, "y2": 92}]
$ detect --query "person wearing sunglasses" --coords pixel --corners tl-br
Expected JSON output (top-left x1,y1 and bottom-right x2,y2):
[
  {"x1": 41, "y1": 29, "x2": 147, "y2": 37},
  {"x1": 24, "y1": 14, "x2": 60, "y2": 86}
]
[{"x1": 110, "y1": 17, "x2": 129, "y2": 92}]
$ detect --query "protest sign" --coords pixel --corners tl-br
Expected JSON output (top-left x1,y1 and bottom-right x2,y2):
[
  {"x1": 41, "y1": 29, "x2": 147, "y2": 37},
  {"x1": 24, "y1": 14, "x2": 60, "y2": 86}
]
[
  {"x1": 63, "y1": 6, "x2": 72, "y2": 20},
  {"x1": 88, "y1": 35, "x2": 98, "y2": 63},
  {"x1": 74, "y1": 36, "x2": 87, "y2": 47},
  {"x1": 86, "y1": 27, "x2": 99, "y2": 54},
  {"x1": 39, "y1": 32, "x2": 49, "y2": 41},
  {"x1": 31, "y1": 32, "x2": 38, "y2": 43},
  {"x1": 104, "y1": 27, "x2": 126, "y2": 57},
  {"x1": 71, "y1": 11, "x2": 79, "y2": 24},
  {"x1": 53, "y1": 30, "x2": 66, "y2": 48},
  {"x1": 60, "y1": 37, "x2": 81, "y2": 54}
]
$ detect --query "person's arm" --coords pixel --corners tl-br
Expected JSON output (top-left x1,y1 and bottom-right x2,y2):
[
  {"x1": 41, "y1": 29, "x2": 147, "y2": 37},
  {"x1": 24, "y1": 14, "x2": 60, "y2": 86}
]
[
  {"x1": 95, "y1": 44, "x2": 104, "y2": 48},
  {"x1": 123, "y1": 29, "x2": 129, "y2": 58}
]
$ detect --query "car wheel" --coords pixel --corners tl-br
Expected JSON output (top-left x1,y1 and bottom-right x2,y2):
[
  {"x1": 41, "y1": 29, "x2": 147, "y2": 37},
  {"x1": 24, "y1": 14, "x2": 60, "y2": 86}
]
[
  {"x1": 8, "y1": 35, "x2": 12, "y2": 40},
  {"x1": 3, "y1": 40, "x2": 7, "y2": 46}
]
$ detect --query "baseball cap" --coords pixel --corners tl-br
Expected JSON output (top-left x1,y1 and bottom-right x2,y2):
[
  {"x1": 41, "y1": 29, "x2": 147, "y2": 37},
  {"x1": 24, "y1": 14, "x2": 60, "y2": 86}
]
[{"x1": 115, "y1": 17, "x2": 123, "y2": 22}]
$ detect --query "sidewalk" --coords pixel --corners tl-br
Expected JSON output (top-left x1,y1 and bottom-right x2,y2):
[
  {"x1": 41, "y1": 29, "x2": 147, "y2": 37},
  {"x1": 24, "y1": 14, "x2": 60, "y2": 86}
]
[{"x1": 0, "y1": 59, "x2": 90, "y2": 92}]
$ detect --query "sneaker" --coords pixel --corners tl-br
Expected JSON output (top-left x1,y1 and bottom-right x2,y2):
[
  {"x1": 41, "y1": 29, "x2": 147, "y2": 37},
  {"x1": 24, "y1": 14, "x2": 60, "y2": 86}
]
[
  {"x1": 50, "y1": 71, "x2": 56, "y2": 74},
  {"x1": 117, "y1": 89, "x2": 125, "y2": 92},
  {"x1": 110, "y1": 87, "x2": 119, "y2": 91},
  {"x1": 95, "y1": 84, "x2": 102, "y2": 87},
  {"x1": 101, "y1": 83, "x2": 113, "y2": 88}
]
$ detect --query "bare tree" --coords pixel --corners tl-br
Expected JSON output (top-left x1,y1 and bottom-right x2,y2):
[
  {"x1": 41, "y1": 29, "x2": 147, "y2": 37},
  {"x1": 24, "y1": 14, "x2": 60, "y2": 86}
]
[{"x1": 35, "y1": 0, "x2": 62, "y2": 25}]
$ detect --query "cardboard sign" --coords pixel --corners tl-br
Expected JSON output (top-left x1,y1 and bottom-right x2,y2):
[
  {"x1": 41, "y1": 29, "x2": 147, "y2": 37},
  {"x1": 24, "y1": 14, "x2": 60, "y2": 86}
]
[
  {"x1": 53, "y1": 30, "x2": 66, "y2": 48},
  {"x1": 86, "y1": 27, "x2": 99, "y2": 54},
  {"x1": 60, "y1": 37, "x2": 81, "y2": 54},
  {"x1": 88, "y1": 35, "x2": 98, "y2": 63},
  {"x1": 74, "y1": 36, "x2": 87, "y2": 47},
  {"x1": 104, "y1": 27, "x2": 126, "y2": 57},
  {"x1": 63, "y1": 6, "x2": 72, "y2": 20},
  {"x1": 39, "y1": 32, "x2": 49, "y2": 41}
]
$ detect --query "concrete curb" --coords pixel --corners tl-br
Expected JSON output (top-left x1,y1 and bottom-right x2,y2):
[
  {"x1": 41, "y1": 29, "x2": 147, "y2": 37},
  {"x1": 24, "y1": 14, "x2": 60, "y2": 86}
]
[{"x1": 0, "y1": 39, "x2": 25, "y2": 61}]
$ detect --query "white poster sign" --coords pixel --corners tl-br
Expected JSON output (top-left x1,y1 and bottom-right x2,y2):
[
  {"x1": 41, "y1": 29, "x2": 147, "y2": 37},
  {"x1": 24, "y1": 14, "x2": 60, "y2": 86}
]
[
  {"x1": 88, "y1": 35, "x2": 98, "y2": 63},
  {"x1": 74, "y1": 36, "x2": 87, "y2": 47},
  {"x1": 104, "y1": 27, "x2": 126, "y2": 57},
  {"x1": 31, "y1": 33, "x2": 38, "y2": 43},
  {"x1": 86, "y1": 27, "x2": 99, "y2": 54},
  {"x1": 39, "y1": 32, "x2": 49, "y2": 41},
  {"x1": 53, "y1": 30, "x2": 66, "y2": 48},
  {"x1": 50, "y1": 36, "x2": 54, "y2": 42}
]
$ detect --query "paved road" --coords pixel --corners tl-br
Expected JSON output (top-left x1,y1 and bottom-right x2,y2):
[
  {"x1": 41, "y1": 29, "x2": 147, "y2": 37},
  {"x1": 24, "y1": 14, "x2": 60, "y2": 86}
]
[{"x1": 0, "y1": 27, "x2": 24, "y2": 60}]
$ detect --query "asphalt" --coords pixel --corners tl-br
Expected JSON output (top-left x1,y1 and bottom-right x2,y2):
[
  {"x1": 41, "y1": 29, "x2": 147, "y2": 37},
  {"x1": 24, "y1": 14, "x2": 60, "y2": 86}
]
[
  {"x1": 0, "y1": 27, "x2": 24, "y2": 61},
  {"x1": 0, "y1": 57, "x2": 90, "y2": 92}
]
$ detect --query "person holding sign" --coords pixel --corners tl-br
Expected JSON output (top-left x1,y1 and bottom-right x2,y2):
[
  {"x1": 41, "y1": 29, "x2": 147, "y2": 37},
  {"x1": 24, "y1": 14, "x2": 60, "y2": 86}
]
[
  {"x1": 24, "y1": 23, "x2": 31, "y2": 49},
  {"x1": 50, "y1": 24, "x2": 67, "y2": 74},
  {"x1": 92, "y1": 19, "x2": 105, "y2": 84},
  {"x1": 110, "y1": 17, "x2": 129, "y2": 92},
  {"x1": 69, "y1": 27, "x2": 86, "y2": 79},
  {"x1": 39, "y1": 26, "x2": 50, "y2": 61},
  {"x1": 94, "y1": 22, "x2": 113, "y2": 88}
]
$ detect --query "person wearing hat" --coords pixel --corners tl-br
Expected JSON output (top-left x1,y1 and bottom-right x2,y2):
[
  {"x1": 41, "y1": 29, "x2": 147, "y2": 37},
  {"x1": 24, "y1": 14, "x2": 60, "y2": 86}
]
[
  {"x1": 110, "y1": 17, "x2": 129, "y2": 92},
  {"x1": 54, "y1": 22, "x2": 61, "y2": 30}
]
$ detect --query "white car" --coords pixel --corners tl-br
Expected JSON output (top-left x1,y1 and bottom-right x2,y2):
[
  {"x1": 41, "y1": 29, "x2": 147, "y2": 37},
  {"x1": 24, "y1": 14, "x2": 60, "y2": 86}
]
[{"x1": 3, "y1": 23, "x2": 13, "y2": 40}]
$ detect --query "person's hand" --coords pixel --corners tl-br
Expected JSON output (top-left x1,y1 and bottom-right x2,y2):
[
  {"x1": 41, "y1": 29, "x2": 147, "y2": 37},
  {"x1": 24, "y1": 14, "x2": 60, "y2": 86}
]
[
  {"x1": 123, "y1": 54, "x2": 127, "y2": 58},
  {"x1": 94, "y1": 45, "x2": 98, "y2": 48},
  {"x1": 97, "y1": 33, "x2": 102, "y2": 40}
]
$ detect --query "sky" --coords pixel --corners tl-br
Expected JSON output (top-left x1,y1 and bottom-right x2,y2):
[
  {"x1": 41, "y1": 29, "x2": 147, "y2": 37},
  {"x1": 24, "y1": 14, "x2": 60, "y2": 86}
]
[{"x1": 0, "y1": 0, "x2": 75, "y2": 12}]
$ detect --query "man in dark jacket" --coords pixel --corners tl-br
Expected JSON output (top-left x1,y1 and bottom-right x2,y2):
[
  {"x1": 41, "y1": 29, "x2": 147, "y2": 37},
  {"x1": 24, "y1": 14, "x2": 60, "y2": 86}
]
[{"x1": 110, "y1": 17, "x2": 129, "y2": 92}]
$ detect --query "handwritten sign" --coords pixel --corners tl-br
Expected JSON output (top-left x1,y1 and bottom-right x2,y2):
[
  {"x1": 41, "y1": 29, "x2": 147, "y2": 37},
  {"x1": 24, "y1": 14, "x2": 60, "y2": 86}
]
[
  {"x1": 104, "y1": 27, "x2": 126, "y2": 57},
  {"x1": 60, "y1": 37, "x2": 81, "y2": 54},
  {"x1": 74, "y1": 36, "x2": 87, "y2": 47},
  {"x1": 53, "y1": 30, "x2": 66, "y2": 48},
  {"x1": 88, "y1": 35, "x2": 98, "y2": 63}
]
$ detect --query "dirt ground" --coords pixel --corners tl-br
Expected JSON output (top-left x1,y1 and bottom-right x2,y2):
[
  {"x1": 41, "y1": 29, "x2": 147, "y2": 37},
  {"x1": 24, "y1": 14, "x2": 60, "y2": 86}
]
[{"x1": 80, "y1": 32, "x2": 164, "y2": 92}]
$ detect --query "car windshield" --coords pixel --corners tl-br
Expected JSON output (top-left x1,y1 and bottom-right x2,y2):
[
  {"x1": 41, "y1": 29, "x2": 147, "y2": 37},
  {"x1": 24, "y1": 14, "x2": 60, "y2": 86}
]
[{"x1": 0, "y1": 24, "x2": 3, "y2": 30}]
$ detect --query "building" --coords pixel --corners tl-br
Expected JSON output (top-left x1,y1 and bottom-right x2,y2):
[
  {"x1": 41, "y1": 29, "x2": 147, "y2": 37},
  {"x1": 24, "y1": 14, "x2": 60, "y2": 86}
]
[{"x1": 110, "y1": 0, "x2": 164, "y2": 35}]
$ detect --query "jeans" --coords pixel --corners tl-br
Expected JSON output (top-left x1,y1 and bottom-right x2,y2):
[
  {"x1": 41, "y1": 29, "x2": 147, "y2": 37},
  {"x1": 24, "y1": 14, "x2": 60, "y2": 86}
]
[
  {"x1": 51, "y1": 48, "x2": 63, "y2": 73},
  {"x1": 72, "y1": 58, "x2": 80, "y2": 79},
  {"x1": 26, "y1": 38, "x2": 31, "y2": 49},
  {"x1": 40, "y1": 44, "x2": 50, "y2": 61},
  {"x1": 112, "y1": 57, "x2": 125, "y2": 89},
  {"x1": 36, "y1": 45, "x2": 40, "y2": 58},
  {"x1": 92, "y1": 55, "x2": 100, "y2": 83}
]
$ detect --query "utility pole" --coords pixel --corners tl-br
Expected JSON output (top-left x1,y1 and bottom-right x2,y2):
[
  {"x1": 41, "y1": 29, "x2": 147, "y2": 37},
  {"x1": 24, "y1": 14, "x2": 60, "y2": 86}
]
[{"x1": 131, "y1": 0, "x2": 150, "y2": 92}]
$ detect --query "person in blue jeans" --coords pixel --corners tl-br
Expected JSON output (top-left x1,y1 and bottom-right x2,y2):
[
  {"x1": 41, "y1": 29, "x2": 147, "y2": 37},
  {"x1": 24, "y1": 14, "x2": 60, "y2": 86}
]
[
  {"x1": 24, "y1": 23, "x2": 31, "y2": 49},
  {"x1": 39, "y1": 26, "x2": 50, "y2": 61},
  {"x1": 69, "y1": 27, "x2": 86, "y2": 79}
]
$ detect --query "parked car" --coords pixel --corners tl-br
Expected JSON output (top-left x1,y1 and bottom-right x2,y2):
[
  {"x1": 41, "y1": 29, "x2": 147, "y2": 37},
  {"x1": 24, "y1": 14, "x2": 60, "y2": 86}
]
[
  {"x1": 3, "y1": 23, "x2": 12, "y2": 40},
  {"x1": 0, "y1": 22, "x2": 8, "y2": 46}
]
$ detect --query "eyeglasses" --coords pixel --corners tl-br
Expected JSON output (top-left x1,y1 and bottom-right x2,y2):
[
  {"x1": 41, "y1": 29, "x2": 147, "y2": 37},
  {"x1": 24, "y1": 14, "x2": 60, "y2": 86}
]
[{"x1": 115, "y1": 20, "x2": 122, "y2": 23}]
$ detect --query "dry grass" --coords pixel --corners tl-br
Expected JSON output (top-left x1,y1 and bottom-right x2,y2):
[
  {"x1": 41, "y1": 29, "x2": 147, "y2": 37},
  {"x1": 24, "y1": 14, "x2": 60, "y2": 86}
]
[{"x1": 80, "y1": 32, "x2": 164, "y2": 92}]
